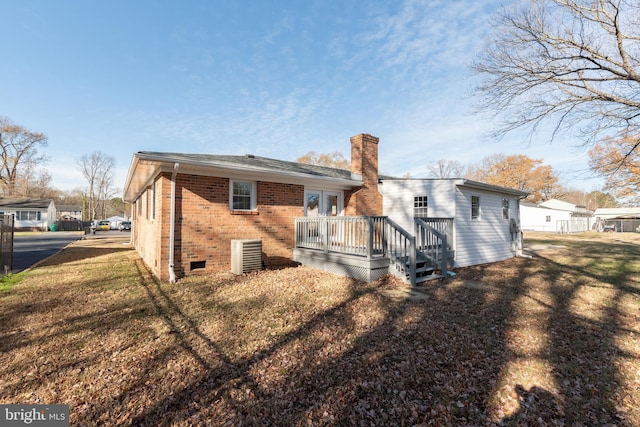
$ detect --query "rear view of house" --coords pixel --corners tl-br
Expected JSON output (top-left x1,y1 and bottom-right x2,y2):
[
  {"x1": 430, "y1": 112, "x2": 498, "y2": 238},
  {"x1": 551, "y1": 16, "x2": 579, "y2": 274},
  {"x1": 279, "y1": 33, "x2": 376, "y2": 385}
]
[{"x1": 123, "y1": 133, "x2": 527, "y2": 284}]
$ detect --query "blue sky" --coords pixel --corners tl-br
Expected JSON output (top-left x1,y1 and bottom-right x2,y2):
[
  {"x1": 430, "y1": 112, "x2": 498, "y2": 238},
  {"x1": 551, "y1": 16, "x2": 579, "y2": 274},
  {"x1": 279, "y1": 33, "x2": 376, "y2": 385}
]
[{"x1": 1, "y1": 0, "x2": 602, "y2": 193}]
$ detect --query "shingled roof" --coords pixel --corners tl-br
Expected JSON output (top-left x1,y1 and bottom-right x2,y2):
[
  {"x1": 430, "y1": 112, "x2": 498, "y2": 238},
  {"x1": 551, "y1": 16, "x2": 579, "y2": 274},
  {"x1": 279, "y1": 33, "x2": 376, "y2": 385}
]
[
  {"x1": 137, "y1": 152, "x2": 354, "y2": 180},
  {"x1": 124, "y1": 151, "x2": 378, "y2": 202},
  {"x1": 0, "y1": 198, "x2": 53, "y2": 210}
]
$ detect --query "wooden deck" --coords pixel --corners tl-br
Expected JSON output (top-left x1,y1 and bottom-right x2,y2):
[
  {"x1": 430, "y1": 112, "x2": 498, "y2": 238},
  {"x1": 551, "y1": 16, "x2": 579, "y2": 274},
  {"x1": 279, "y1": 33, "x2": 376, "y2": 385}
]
[{"x1": 294, "y1": 216, "x2": 453, "y2": 286}]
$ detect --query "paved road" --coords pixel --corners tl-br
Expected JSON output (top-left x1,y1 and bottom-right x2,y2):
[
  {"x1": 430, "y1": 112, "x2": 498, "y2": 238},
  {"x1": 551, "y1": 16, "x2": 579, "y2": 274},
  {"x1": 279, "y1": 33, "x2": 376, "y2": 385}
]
[{"x1": 12, "y1": 231, "x2": 86, "y2": 273}]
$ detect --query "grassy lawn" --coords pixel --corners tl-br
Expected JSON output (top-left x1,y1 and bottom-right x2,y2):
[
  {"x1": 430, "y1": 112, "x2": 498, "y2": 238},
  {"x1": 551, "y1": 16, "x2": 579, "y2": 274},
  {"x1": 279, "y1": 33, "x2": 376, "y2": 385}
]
[{"x1": 0, "y1": 232, "x2": 638, "y2": 425}]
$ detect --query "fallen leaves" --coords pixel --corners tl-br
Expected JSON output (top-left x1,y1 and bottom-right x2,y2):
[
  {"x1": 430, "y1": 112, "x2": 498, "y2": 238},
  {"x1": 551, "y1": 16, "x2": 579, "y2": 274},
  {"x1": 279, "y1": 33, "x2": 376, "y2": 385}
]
[{"x1": 0, "y1": 233, "x2": 638, "y2": 425}]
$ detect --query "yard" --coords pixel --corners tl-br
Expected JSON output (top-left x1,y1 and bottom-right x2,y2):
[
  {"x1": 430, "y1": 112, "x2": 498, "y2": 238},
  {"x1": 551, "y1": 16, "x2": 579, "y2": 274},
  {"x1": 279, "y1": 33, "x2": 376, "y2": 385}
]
[{"x1": 0, "y1": 232, "x2": 639, "y2": 426}]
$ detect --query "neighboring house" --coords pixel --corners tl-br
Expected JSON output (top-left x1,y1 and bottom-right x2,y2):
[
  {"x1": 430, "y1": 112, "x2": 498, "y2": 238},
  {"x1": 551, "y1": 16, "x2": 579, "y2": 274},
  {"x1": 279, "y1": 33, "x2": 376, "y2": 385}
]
[
  {"x1": 520, "y1": 199, "x2": 593, "y2": 233},
  {"x1": 0, "y1": 198, "x2": 56, "y2": 231},
  {"x1": 594, "y1": 207, "x2": 640, "y2": 232},
  {"x1": 57, "y1": 204, "x2": 83, "y2": 220},
  {"x1": 123, "y1": 133, "x2": 528, "y2": 284}
]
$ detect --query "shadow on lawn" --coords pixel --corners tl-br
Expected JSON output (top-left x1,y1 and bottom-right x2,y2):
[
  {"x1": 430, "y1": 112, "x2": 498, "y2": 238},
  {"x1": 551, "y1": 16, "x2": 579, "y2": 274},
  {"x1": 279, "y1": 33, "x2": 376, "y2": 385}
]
[
  {"x1": 35, "y1": 245, "x2": 132, "y2": 268},
  {"x1": 533, "y1": 241, "x2": 637, "y2": 424},
  {"x1": 82, "y1": 238, "x2": 634, "y2": 425},
  {"x1": 113, "y1": 262, "x2": 530, "y2": 425}
]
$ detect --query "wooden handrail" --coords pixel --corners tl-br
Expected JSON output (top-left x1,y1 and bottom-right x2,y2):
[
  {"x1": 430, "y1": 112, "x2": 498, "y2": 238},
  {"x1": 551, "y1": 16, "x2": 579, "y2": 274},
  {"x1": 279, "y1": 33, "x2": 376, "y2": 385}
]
[{"x1": 294, "y1": 216, "x2": 449, "y2": 285}]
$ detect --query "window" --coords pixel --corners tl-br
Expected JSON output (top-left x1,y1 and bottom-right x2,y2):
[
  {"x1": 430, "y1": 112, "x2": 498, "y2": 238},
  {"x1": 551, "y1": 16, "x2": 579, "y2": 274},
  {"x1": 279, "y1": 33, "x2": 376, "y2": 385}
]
[
  {"x1": 414, "y1": 196, "x2": 428, "y2": 218},
  {"x1": 305, "y1": 192, "x2": 320, "y2": 216},
  {"x1": 230, "y1": 180, "x2": 256, "y2": 211},
  {"x1": 17, "y1": 211, "x2": 41, "y2": 221},
  {"x1": 150, "y1": 180, "x2": 156, "y2": 220},
  {"x1": 304, "y1": 190, "x2": 342, "y2": 217},
  {"x1": 145, "y1": 189, "x2": 150, "y2": 220},
  {"x1": 471, "y1": 195, "x2": 480, "y2": 220},
  {"x1": 502, "y1": 198, "x2": 510, "y2": 219},
  {"x1": 546, "y1": 215, "x2": 551, "y2": 223}
]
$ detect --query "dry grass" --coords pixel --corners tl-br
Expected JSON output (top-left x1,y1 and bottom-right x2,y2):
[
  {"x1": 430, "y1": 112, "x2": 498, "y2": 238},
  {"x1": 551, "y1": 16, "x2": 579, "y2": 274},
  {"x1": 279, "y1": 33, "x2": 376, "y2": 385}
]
[{"x1": 0, "y1": 232, "x2": 639, "y2": 426}]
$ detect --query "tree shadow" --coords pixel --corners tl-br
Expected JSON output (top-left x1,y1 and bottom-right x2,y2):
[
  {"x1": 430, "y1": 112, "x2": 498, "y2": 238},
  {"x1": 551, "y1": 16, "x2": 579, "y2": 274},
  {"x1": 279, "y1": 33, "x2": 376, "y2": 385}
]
[
  {"x1": 499, "y1": 385, "x2": 565, "y2": 425},
  {"x1": 2, "y1": 234, "x2": 636, "y2": 425},
  {"x1": 110, "y1": 262, "x2": 529, "y2": 425},
  {"x1": 533, "y1": 245, "x2": 635, "y2": 425}
]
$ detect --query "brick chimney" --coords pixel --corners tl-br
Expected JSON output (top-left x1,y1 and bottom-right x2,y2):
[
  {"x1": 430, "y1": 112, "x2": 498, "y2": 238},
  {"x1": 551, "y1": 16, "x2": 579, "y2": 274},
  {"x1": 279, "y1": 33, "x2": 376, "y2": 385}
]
[{"x1": 345, "y1": 133, "x2": 383, "y2": 216}]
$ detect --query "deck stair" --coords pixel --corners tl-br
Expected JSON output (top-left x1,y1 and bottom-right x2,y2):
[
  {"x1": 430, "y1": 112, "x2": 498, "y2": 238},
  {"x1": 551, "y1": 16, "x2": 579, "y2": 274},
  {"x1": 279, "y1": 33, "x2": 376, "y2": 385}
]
[
  {"x1": 385, "y1": 218, "x2": 450, "y2": 286},
  {"x1": 294, "y1": 216, "x2": 453, "y2": 287}
]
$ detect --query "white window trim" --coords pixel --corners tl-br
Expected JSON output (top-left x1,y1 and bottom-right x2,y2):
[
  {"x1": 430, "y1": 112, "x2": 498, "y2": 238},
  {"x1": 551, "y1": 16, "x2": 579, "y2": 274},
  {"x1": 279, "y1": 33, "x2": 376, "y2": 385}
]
[
  {"x1": 304, "y1": 189, "x2": 344, "y2": 216},
  {"x1": 502, "y1": 198, "x2": 510, "y2": 220},
  {"x1": 229, "y1": 180, "x2": 257, "y2": 211},
  {"x1": 471, "y1": 195, "x2": 481, "y2": 220}
]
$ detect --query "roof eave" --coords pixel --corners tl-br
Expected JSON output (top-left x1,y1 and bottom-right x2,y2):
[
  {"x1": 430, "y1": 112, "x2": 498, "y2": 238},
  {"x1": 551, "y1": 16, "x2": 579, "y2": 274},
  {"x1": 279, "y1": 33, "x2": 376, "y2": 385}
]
[
  {"x1": 456, "y1": 179, "x2": 529, "y2": 197},
  {"x1": 123, "y1": 152, "x2": 360, "y2": 202}
]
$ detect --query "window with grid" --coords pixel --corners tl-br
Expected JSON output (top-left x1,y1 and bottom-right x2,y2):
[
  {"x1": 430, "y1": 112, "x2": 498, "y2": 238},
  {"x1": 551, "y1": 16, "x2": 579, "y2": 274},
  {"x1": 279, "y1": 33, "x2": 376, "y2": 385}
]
[
  {"x1": 231, "y1": 181, "x2": 254, "y2": 210},
  {"x1": 546, "y1": 215, "x2": 551, "y2": 222},
  {"x1": 502, "y1": 198, "x2": 510, "y2": 219},
  {"x1": 471, "y1": 195, "x2": 480, "y2": 220},
  {"x1": 413, "y1": 196, "x2": 428, "y2": 218}
]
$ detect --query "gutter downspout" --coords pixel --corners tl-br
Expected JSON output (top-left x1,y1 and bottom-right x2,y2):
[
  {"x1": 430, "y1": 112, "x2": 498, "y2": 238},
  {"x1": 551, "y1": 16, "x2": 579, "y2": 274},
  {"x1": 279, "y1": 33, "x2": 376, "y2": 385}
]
[
  {"x1": 169, "y1": 163, "x2": 179, "y2": 283},
  {"x1": 516, "y1": 195, "x2": 532, "y2": 259}
]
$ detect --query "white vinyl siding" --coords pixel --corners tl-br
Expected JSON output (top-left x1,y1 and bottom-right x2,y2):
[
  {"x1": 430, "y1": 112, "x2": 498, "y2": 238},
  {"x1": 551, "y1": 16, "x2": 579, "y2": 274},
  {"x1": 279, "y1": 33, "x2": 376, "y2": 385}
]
[
  {"x1": 455, "y1": 188, "x2": 515, "y2": 267},
  {"x1": 381, "y1": 180, "x2": 456, "y2": 232},
  {"x1": 381, "y1": 179, "x2": 522, "y2": 269}
]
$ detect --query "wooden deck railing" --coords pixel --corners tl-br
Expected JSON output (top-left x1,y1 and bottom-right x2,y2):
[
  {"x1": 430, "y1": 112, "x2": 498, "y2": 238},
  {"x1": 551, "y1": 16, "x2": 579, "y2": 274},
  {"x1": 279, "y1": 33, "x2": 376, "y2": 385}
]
[
  {"x1": 295, "y1": 216, "x2": 453, "y2": 285},
  {"x1": 415, "y1": 218, "x2": 449, "y2": 278},
  {"x1": 417, "y1": 217, "x2": 453, "y2": 250},
  {"x1": 384, "y1": 217, "x2": 417, "y2": 285},
  {"x1": 295, "y1": 216, "x2": 387, "y2": 259}
]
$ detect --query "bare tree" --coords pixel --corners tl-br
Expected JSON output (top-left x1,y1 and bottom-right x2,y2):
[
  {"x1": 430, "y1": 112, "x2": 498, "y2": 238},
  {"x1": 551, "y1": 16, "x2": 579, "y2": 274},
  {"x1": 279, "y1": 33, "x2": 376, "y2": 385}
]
[
  {"x1": 77, "y1": 151, "x2": 115, "y2": 220},
  {"x1": 297, "y1": 151, "x2": 350, "y2": 169},
  {"x1": 474, "y1": 0, "x2": 640, "y2": 158},
  {"x1": 426, "y1": 159, "x2": 466, "y2": 178},
  {"x1": 0, "y1": 116, "x2": 49, "y2": 196}
]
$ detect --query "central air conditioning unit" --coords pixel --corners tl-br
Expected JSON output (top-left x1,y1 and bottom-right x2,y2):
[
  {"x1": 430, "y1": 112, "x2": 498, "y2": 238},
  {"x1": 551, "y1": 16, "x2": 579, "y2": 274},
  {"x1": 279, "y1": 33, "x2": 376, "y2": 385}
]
[{"x1": 231, "y1": 239, "x2": 263, "y2": 275}]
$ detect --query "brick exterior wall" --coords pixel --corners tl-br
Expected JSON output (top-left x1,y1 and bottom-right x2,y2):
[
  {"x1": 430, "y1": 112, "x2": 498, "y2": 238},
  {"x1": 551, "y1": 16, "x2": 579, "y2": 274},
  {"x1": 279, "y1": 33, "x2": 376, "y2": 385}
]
[
  {"x1": 133, "y1": 174, "x2": 166, "y2": 280},
  {"x1": 346, "y1": 133, "x2": 383, "y2": 216},
  {"x1": 134, "y1": 172, "x2": 304, "y2": 281},
  {"x1": 132, "y1": 132, "x2": 383, "y2": 281}
]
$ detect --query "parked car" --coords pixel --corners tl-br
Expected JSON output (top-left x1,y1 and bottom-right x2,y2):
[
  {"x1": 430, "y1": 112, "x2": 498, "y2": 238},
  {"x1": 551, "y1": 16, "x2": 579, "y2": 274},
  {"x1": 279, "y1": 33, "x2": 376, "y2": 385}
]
[
  {"x1": 95, "y1": 220, "x2": 111, "y2": 231},
  {"x1": 119, "y1": 221, "x2": 131, "y2": 231}
]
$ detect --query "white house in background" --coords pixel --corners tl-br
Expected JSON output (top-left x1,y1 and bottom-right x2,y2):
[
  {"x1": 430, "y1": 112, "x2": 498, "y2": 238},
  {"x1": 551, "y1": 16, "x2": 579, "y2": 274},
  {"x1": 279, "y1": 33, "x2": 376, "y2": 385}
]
[
  {"x1": 57, "y1": 204, "x2": 83, "y2": 220},
  {"x1": 520, "y1": 199, "x2": 593, "y2": 233},
  {"x1": 380, "y1": 179, "x2": 528, "y2": 268},
  {"x1": 593, "y1": 207, "x2": 640, "y2": 232},
  {"x1": 0, "y1": 198, "x2": 56, "y2": 231}
]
